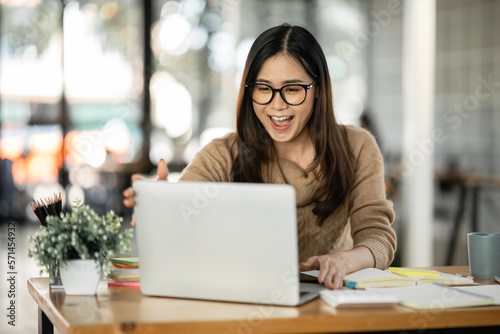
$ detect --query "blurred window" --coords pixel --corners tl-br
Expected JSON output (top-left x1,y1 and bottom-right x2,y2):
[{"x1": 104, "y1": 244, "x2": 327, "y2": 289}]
[
  {"x1": 63, "y1": 0, "x2": 144, "y2": 168},
  {"x1": 149, "y1": 0, "x2": 367, "y2": 168},
  {"x1": 0, "y1": 0, "x2": 367, "y2": 220}
]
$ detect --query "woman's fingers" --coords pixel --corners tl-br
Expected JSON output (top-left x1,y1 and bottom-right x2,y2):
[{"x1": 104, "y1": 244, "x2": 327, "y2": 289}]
[
  {"x1": 123, "y1": 160, "x2": 169, "y2": 225},
  {"x1": 332, "y1": 272, "x2": 344, "y2": 289},
  {"x1": 131, "y1": 173, "x2": 145, "y2": 182},
  {"x1": 157, "y1": 159, "x2": 169, "y2": 180},
  {"x1": 323, "y1": 270, "x2": 343, "y2": 290},
  {"x1": 326, "y1": 265, "x2": 345, "y2": 290},
  {"x1": 123, "y1": 160, "x2": 167, "y2": 208},
  {"x1": 302, "y1": 254, "x2": 347, "y2": 290},
  {"x1": 299, "y1": 256, "x2": 319, "y2": 271},
  {"x1": 122, "y1": 187, "x2": 135, "y2": 208}
]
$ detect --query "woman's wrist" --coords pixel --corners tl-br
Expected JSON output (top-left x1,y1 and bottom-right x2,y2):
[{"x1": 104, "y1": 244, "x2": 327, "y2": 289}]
[{"x1": 338, "y1": 246, "x2": 375, "y2": 274}]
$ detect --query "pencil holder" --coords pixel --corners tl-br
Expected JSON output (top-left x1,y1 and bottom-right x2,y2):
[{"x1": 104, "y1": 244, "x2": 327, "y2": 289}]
[{"x1": 29, "y1": 193, "x2": 64, "y2": 289}]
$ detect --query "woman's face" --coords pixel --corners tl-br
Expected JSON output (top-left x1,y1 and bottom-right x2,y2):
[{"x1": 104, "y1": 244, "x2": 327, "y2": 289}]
[{"x1": 251, "y1": 54, "x2": 316, "y2": 145}]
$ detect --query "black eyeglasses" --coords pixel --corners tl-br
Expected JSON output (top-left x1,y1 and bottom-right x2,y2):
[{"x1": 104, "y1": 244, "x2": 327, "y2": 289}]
[{"x1": 245, "y1": 79, "x2": 317, "y2": 106}]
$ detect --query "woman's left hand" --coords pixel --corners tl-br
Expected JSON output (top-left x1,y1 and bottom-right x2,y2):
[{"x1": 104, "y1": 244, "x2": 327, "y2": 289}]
[{"x1": 299, "y1": 253, "x2": 348, "y2": 290}]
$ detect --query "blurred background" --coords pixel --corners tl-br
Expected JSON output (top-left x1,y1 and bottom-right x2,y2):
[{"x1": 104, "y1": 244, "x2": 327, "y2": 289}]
[{"x1": 0, "y1": 0, "x2": 499, "y2": 332}]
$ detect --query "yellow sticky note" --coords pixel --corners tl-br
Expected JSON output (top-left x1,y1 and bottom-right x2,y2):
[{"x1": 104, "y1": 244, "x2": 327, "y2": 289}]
[{"x1": 388, "y1": 267, "x2": 440, "y2": 277}]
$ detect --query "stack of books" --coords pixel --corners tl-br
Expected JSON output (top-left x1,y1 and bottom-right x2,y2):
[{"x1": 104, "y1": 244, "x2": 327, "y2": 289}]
[{"x1": 107, "y1": 257, "x2": 140, "y2": 288}]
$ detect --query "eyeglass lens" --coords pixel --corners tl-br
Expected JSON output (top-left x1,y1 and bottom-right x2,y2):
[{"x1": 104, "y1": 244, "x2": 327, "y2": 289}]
[{"x1": 251, "y1": 84, "x2": 307, "y2": 105}]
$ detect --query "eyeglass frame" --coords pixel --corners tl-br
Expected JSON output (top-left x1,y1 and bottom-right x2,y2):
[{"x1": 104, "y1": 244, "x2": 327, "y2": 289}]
[{"x1": 245, "y1": 79, "x2": 317, "y2": 106}]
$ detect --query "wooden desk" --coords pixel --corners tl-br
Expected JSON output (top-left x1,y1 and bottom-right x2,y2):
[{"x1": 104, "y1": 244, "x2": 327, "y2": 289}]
[{"x1": 28, "y1": 266, "x2": 500, "y2": 334}]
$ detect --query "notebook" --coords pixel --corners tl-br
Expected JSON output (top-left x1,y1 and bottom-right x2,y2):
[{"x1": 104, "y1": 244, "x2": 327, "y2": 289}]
[
  {"x1": 323, "y1": 268, "x2": 474, "y2": 289},
  {"x1": 376, "y1": 283, "x2": 494, "y2": 310},
  {"x1": 133, "y1": 180, "x2": 322, "y2": 306}
]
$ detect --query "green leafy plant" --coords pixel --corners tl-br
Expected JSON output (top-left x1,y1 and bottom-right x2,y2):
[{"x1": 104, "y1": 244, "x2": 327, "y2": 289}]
[{"x1": 28, "y1": 199, "x2": 134, "y2": 277}]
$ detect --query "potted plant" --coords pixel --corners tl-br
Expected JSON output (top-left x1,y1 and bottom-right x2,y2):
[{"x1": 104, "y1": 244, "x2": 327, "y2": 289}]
[{"x1": 29, "y1": 199, "x2": 134, "y2": 295}]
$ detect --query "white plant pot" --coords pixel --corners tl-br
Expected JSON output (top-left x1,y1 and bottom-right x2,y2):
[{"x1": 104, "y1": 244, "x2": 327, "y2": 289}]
[{"x1": 60, "y1": 259, "x2": 101, "y2": 295}]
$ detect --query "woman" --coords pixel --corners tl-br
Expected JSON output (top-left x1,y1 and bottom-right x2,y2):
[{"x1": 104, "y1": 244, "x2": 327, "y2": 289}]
[{"x1": 123, "y1": 24, "x2": 396, "y2": 290}]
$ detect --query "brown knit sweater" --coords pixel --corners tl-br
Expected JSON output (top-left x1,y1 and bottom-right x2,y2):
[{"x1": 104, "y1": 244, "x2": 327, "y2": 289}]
[{"x1": 179, "y1": 125, "x2": 397, "y2": 269}]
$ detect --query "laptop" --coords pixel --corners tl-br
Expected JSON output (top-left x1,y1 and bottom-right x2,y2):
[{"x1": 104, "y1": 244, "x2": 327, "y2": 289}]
[{"x1": 133, "y1": 180, "x2": 322, "y2": 306}]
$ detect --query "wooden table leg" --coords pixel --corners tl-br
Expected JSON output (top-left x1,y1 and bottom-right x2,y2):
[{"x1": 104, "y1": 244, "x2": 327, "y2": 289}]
[{"x1": 38, "y1": 308, "x2": 54, "y2": 334}]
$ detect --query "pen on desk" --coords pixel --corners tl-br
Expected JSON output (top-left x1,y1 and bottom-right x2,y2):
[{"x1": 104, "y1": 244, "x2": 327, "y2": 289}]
[{"x1": 346, "y1": 282, "x2": 357, "y2": 289}]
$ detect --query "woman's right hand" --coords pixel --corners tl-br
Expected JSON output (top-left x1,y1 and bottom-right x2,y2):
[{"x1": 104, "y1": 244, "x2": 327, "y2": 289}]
[{"x1": 122, "y1": 159, "x2": 169, "y2": 226}]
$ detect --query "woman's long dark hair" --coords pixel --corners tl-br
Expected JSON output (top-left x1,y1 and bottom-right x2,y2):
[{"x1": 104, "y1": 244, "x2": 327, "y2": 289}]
[{"x1": 232, "y1": 24, "x2": 354, "y2": 226}]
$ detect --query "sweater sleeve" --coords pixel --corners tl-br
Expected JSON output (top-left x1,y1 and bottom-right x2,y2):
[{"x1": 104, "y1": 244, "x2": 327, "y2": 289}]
[
  {"x1": 347, "y1": 127, "x2": 397, "y2": 269},
  {"x1": 179, "y1": 133, "x2": 237, "y2": 182}
]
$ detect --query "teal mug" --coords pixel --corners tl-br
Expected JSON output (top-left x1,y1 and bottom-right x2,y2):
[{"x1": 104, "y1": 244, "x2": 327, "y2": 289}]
[{"x1": 467, "y1": 232, "x2": 500, "y2": 279}]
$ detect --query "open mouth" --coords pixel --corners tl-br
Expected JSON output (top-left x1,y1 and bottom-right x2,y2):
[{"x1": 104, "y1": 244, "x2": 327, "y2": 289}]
[{"x1": 270, "y1": 116, "x2": 294, "y2": 127}]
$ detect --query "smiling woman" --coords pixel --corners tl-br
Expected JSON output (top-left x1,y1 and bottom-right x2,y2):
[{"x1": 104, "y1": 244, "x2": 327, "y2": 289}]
[
  {"x1": 124, "y1": 24, "x2": 397, "y2": 291},
  {"x1": 248, "y1": 54, "x2": 317, "y2": 152}
]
